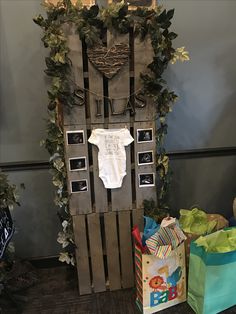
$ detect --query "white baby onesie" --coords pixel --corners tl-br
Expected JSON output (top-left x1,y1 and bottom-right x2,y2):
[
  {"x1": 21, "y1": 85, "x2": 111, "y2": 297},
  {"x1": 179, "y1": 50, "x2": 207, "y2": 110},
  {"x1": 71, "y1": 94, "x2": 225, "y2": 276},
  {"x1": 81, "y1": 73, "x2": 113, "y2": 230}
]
[{"x1": 88, "y1": 128, "x2": 134, "y2": 189}]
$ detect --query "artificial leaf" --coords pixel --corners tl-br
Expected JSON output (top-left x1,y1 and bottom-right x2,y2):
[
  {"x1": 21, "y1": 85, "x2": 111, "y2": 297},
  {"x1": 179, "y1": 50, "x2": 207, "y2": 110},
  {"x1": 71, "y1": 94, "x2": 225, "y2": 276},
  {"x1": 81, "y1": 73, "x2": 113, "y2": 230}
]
[
  {"x1": 167, "y1": 9, "x2": 175, "y2": 20},
  {"x1": 168, "y1": 32, "x2": 178, "y2": 40},
  {"x1": 88, "y1": 5, "x2": 99, "y2": 18}
]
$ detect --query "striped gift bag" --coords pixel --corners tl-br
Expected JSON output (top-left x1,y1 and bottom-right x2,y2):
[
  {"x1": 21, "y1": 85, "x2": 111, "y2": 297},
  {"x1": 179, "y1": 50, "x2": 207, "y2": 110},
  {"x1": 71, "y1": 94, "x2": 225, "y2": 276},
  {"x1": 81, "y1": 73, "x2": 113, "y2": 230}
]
[{"x1": 135, "y1": 242, "x2": 186, "y2": 314}]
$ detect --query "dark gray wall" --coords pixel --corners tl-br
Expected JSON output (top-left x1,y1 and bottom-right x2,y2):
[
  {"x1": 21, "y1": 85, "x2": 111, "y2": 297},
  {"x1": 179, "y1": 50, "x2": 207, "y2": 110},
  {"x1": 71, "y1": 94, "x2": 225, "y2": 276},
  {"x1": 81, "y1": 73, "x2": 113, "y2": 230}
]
[
  {"x1": 0, "y1": 0, "x2": 48, "y2": 162},
  {"x1": 158, "y1": 0, "x2": 236, "y2": 217},
  {"x1": 0, "y1": 0, "x2": 61, "y2": 258},
  {"x1": 0, "y1": 0, "x2": 235, "y2": 258},
  {"x1": 169, "y1": 156, "x2": 236, "y2": 219},
  {"x1": 8, "y1": 169, "x2": 61, "y2": 259},
  {"x1": 160, "y1": 0, "x2": 236, "y2": 150}
]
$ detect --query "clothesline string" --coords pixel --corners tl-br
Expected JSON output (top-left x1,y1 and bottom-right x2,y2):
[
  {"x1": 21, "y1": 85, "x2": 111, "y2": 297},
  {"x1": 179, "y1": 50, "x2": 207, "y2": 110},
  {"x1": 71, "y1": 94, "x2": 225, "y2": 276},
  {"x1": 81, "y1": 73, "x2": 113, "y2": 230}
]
[
  {"x1": 82, "y1": 86, "x2": 143, "y2": 100},
  {"x1": 69, "y1": 78, "x2": 143, "y2": 100}
]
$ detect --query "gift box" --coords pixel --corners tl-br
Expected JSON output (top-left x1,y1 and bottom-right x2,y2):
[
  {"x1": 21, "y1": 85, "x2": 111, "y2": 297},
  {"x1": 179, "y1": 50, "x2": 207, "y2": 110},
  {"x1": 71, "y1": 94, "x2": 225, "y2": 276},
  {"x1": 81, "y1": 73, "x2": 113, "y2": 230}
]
[
  {"x1": 188, "y1": 228, "x2": 236, "y2": 314},
  {"x1": 135, "y1": 242, "x2": 186, "y2": 314}
]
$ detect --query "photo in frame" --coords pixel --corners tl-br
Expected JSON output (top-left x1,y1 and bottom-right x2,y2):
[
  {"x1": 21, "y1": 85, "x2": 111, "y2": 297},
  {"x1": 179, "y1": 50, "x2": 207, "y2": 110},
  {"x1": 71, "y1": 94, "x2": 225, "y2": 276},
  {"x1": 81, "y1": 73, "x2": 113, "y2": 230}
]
[
  {"x1": 70, "y1": 179, "x2": 88, "y2": 193},
  {"x1": 69, "y1": 157, "x2": 87, "y2": 171},
  {"x1": 137, "y1": 128, "x2": 153, "y2": 143},
  {"x1": 138, "y1": 151, "x2": 154, "y2": 166},
  {"x1": 66, "y1": 130, "x2": 84, "y2": 145},
  {"x1": 139, "y1": 173, "x2": 155, "y2": 187}
]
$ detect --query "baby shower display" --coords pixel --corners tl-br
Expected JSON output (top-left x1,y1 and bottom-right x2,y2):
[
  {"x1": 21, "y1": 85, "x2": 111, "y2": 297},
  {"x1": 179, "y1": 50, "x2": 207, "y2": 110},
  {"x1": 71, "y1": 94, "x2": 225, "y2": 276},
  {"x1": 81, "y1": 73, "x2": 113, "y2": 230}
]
[{"x1": 34, "y1": 0, "x2": 189, "y2": 295}]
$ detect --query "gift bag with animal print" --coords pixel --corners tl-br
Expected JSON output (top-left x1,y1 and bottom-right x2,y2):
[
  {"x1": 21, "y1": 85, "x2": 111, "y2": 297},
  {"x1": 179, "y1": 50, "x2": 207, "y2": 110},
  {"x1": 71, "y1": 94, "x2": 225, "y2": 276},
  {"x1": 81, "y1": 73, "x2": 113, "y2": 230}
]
[{"x1": 135, "y1": 242, "x2": 186, "y2": 314}]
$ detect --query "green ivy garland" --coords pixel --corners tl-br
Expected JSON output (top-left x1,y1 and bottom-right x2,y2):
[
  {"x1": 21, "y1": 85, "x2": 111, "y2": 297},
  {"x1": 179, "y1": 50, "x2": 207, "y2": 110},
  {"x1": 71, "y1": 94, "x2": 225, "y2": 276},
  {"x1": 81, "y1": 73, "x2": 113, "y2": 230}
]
[
  {"x1": 0, "y1": 171, "x2": 21, "y2": 285},
  {"x1": 34, "y1": 0, "x2": 189, "y2": 265}
]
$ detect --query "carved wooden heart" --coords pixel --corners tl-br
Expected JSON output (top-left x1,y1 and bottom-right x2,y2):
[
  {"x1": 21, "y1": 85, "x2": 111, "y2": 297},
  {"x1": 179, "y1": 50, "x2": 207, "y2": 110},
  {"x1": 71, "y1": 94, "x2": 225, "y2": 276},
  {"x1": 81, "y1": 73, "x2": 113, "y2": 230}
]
[{"x1": 87, "y1": 43, "x2": 130, "y2": 79}]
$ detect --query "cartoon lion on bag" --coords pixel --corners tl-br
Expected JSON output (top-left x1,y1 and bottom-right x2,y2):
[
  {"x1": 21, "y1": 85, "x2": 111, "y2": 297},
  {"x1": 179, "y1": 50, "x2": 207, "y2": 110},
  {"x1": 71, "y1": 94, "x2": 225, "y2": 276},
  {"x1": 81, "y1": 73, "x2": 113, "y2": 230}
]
[{"x1": 149, "y1": 266, "x2": 182, "y2": 292}]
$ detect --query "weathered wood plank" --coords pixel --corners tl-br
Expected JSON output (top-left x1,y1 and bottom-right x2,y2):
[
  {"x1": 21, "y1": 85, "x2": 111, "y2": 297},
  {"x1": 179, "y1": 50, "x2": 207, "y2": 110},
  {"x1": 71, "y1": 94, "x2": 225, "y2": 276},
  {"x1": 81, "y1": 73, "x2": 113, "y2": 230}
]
[
  {"x1": 134, "y1": 36, "x2": 156, "y2": 122},
  {"x1": 108, "y1": 0, "x2": 156, "y2": 9},
  {"x1": 134, "y1": 121, "x2": 157, "y2": 209},
  {"x1": 83, "y1": 0, "x2": 96, "y2": 5},
  {"x1": 118, "y1": 211, "x2": 134, "y2": 288},
  {"x1": 104, "y1": 212, "x2": 121, "y2": 290},
  {"x1": 64, "y1": 125, "x2": 92, "y2": 215},
  {"x1": 108, "y1": 123, "x2": 133, "y2": 211},
  {"x1": 87, "y1": 214, "x2": 106, "y2": 292},
  {"x1": 50, "y1": 0, "x2": 95, "y2": 5},
  {"x1": 63, "y1": 29, "x2": 86, "y2": 126},
  {"x1": 90, "y1": 124, "x2": 108, "y2": 213},
  {"x1": 107, "y1": 33, "x2": 131, "y2": 123},
  {"x1": 73, "y1": 215, "x2": 92, "y2": 295},
  {"x1": 96, "y1": 0, "x2": 108, "y2": 7},
  {"x1": 132, "y1": 209, "x2": 144, "y2": 232},
  {"x1": 88, "y1": 51, "x2": 105, "y2": 124}
]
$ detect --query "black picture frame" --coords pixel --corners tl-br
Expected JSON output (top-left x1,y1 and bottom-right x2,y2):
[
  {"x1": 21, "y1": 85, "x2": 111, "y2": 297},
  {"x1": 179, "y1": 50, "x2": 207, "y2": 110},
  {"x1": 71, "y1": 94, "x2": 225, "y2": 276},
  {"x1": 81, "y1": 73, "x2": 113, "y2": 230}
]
[
  {"x1": 70, "y1": 180, "x2": 88, "y2": 193},
  {"x1": 69, "y1": 157, "x2": 87, "y2": 171},
  {"x1": 139, "y1": 173, "x2": 155, "y2": 187},
  {"x1": 138, "y1": 151, "x2": 154, "y2": 165},
  {"x1": 137, "y1": 128, "x2": 153, "y2": 143},
  {"x1": 66, "y1": 130, "x2": 84, "y2": 145}
]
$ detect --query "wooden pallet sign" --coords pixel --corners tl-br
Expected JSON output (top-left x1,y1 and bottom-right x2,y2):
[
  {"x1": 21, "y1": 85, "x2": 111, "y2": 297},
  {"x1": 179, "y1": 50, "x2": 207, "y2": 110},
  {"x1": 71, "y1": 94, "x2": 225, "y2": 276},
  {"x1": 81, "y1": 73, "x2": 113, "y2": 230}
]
[
  {"x1": 73, "y1": 210, "x2": 144, "y2": 294},
  {"x1": 64, "y1": 31, "x2": 157, "y2": 215},
  {"x1": 61, "y1": 15, "x2": 157, "y2": 295}
]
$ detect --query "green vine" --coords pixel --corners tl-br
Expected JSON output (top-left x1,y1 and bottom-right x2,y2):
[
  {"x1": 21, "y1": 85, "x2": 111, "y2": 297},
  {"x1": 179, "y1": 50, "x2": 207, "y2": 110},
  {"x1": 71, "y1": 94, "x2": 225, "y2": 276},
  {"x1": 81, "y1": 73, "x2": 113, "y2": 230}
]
[
  {"x1": 0, "y1": 171, "x2": 22, "y2": 287},
  {"x1": 34, "y1": 0, "x2": 189, "y2": 265},
  {"x1": 0, "y1": 171, "x2": 21, "y2": 210}
]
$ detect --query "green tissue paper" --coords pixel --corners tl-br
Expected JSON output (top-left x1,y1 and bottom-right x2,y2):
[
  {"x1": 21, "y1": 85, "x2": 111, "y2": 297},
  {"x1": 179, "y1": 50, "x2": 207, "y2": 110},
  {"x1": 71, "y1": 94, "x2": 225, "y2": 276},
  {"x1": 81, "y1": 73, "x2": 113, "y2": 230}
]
[
  {"x1": 195, "y1": 228, "x2": 236, "y2": 253},
  {"x1": 179, "y1": 208, "x2": 216, "y2": 235}
]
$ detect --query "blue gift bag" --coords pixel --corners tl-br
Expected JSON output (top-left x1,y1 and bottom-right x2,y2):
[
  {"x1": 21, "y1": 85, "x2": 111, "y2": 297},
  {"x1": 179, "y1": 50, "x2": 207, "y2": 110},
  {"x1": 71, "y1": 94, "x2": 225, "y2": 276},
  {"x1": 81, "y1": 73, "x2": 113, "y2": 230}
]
[{"x1": 188, "y1": 231, "x2": 236, "y2": 314}]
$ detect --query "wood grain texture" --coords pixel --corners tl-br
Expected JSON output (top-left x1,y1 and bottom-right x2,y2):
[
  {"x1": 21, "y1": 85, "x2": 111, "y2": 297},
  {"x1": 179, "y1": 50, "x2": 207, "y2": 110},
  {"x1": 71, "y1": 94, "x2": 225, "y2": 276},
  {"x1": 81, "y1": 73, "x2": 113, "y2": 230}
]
[
  {"x1": 108, "y1": 0, "x2": 156, "y2": 9},
  {"x1": 49, "y1": 0, "x2": 96, "y2": 5},
  {"x1": 134, "y1": 121, "x2": 157, "y2": 209},
  {"x1": 118, "y1": 211, "x2": 134, "y2": 288},
  {"x1": 108, "y1": 123, "x2": 133, "y2": 211},
  {"x1": 87, "y1": 214, "x2": 106, "y2": 293},
  {"x1": 132, "y1": 209, "x2": 144, "y2": 232},
  {"x1": 96, "y1": 0, "x2": 108, "y2": 7},
  {"x1": 63, "y1": 125, "x2": 92, "y2": 215},
  {"x1": 87, "y1": 44, "x2": 129, "y2": 79},
  {"x1": 90, "y1": 124, "x2": 108, "y2": 212},
  {"x1": 88, "y1": 48, "x2": 105, "y2": 124},
  {"x1": 107, "y1": 33, "x2": 131, "y2": 123},
  {"x1": 63, "y1": 28, "x2": 86, "y2": 126},
  {"x1": 134, "y1": 36, "x2": 156, "y2": 122},
  {"x1": 73, "y1": 215, "x2": 92, "y2": 295},
  {"x1": 104, "y1": 212, "x2": 121, "y2": 290}
]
